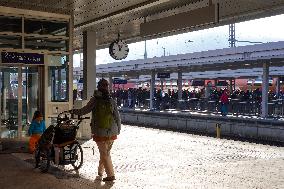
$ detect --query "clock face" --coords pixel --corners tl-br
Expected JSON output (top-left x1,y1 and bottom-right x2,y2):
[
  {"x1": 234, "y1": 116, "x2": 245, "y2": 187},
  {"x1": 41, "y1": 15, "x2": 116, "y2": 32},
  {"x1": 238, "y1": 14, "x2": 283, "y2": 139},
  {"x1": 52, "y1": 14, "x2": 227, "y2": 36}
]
[{"x1": 109, "y1": 40, "x2": 129, "y2": 60}]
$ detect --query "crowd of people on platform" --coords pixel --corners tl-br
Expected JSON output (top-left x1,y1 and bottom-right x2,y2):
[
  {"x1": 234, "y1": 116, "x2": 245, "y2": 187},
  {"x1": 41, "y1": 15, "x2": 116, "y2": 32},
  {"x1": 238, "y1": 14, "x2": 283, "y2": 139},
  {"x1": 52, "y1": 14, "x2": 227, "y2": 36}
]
[
  {"x1": 74, "y1": 84, "x2": 284, "y2": 115},
  {"x1": 112, "y1": 87, "x2": 207, "y2": 109},
  {"x1": 111, "y1": 87, "x2": 284, "y2": 110}
]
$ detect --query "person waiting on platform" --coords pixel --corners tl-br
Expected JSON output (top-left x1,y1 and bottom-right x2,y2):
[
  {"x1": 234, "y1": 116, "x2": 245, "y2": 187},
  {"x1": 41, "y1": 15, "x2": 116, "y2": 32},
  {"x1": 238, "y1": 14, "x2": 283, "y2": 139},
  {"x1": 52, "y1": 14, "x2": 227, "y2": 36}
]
[
  {"x1": 28, "y1": 111, "x2": 46, "y2": 153},
  {"x1": 220, "y1": 89, "x2": 229, "y2": 116},
  {"x1": 69, "y1": 78, "x2": 121, "y2": 182}
]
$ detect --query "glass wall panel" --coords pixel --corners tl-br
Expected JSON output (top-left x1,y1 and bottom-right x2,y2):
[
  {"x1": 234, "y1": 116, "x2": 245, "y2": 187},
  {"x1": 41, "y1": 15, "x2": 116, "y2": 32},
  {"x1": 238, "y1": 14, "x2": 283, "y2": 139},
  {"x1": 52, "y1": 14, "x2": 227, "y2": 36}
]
[
  {"x1": 0, "y1": 68, "x2": 18, "y2": 138},
  {"x1": 24, "y1": 19, "x2": 68, "y2": 36},
  {"x1": 22, "y1": 67, "x2": 39, "y2": 124},
  {"x1": 25, "y1": 37, "x2": 68, "y2": 51},
  {"x1": 49, "y1": 56, "x2": 69, "y2": 102},
  {"x1": 0, "y1": 35, "x2": 22, "y2": 49},
  {"x1": 0, "y1": 15, "x2": 22, "y2": 49},
  {"x1": 0, "y1": 16, "x2": 22, "y2": 33}
]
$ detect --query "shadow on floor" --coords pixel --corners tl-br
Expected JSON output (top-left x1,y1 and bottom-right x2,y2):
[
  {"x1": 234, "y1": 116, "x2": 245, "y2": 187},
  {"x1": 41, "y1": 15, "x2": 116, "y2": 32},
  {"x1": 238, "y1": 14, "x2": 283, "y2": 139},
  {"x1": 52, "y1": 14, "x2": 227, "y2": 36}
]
[{"x1": 24, "y1": 157, "x2": 115, "y2": 189}]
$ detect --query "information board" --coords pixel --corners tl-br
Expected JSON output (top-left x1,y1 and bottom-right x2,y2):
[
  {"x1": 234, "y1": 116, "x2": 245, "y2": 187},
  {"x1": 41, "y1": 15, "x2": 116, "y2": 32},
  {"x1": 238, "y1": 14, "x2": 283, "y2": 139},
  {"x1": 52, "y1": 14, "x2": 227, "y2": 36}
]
[
  {"x1": 113, "y1": 78, "x2": 127, "y2": 84},
  {"x1": 157, "y1": 73, "x2": 170, "y2": 78}
]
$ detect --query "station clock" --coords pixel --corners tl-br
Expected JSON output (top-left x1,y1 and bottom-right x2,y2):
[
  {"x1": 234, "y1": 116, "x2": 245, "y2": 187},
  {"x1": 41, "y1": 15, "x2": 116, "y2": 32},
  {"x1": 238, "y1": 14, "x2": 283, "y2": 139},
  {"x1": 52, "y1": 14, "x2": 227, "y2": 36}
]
[{"x1": 109, "y1": 39, "x2": 129, "y2": 60}]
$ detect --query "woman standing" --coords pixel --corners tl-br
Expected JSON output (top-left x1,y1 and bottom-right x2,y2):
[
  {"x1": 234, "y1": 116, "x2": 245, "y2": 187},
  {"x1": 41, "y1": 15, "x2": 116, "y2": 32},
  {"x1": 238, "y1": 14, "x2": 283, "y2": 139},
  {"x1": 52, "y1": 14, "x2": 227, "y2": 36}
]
[
  {"x1": 28, "y1": 111, "x2": 46, "y2": 153},
  {"x1": 220, "y1": 89, "x2": 229, "y2": 116},
  {"x1": 70, "y1": 78, "x2": 121, "y2": 182}
]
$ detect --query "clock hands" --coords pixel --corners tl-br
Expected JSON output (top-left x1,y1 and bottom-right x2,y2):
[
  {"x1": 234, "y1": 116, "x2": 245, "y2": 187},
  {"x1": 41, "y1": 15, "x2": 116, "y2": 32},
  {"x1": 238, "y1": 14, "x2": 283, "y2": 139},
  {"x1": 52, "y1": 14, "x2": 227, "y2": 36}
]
[
  {"x1": 118, "y1": 43, "x2": 122, "y2": 51},
  {"x1": 109, "y1": 39, "x2": 129, "y2": 60}
]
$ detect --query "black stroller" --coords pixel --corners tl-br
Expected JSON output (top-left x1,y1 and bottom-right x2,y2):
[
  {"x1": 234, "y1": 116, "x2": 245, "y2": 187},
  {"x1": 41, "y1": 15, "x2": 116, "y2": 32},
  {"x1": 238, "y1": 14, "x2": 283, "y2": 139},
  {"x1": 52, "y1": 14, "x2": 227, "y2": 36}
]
[{"x1": 34, "y1": 111, "x2": 89, "y2": 172}]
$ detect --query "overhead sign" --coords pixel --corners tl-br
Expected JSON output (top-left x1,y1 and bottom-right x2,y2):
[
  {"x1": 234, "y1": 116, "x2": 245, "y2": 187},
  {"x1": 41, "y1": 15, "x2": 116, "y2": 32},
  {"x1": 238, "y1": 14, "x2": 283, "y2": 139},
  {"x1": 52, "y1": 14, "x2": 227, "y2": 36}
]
[
  {"x1": 113, "y1": 78, "x2": 127, "y2": 84},
  {"x1": 157, "y1": 73, "x2": 170, "y2": 78},
  {"x1": 191, "y1": 80, "x2": 205, "y2": 86},
  {"x1": 1, "y1": 52, "x2": 44, "y2": 65}
]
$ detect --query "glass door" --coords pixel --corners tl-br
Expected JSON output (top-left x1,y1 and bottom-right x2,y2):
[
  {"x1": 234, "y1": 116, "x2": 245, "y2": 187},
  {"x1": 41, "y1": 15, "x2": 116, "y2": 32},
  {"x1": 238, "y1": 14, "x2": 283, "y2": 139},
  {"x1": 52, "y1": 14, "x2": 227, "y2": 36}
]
[
  {"x1": 23, "y1": 67, "x2": 39, "y2": 124},
  {"x1": 22, "y1": 66, "x2": 44, "y2": 136},
  {"x1": 0, "y1": 66, "x2": 43, "y2": 138},
  {"x1": 0, "y1": 67, "x2": 19, "y2": 138}
]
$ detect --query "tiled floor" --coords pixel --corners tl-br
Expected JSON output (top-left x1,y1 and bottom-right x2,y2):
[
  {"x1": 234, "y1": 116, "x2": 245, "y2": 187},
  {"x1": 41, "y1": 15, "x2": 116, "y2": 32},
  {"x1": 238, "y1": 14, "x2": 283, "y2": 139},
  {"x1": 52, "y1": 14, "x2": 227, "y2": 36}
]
[{"x1": 4, "y1": 124, "x2": 284, "y2": 189}]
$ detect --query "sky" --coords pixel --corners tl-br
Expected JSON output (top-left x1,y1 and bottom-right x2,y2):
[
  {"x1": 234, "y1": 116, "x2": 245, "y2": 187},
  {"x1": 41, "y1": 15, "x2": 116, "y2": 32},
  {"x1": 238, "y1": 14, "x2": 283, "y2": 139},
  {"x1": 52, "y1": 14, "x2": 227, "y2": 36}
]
[{"x1": 73, "y1": 14, "x2": 284, "y2": 67}]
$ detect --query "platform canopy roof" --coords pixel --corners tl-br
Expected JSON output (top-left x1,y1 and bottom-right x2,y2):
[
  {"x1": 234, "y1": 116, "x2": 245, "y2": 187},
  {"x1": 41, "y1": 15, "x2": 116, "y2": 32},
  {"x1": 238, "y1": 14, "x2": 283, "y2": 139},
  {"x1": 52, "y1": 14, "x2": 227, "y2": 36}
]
[
  {"x1": 95, "y1": 41, "x2": 284, "y2": 77},
  {"x1": 1, "y1": 0, "x2": 284, "y2": 50}
]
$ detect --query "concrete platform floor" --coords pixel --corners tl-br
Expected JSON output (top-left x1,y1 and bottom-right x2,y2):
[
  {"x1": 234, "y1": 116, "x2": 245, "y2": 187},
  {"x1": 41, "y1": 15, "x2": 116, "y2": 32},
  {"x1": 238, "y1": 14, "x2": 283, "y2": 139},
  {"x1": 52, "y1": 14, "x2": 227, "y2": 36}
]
[{"x1": 1, "y1": 124, "x2": 284, "y2": 189}]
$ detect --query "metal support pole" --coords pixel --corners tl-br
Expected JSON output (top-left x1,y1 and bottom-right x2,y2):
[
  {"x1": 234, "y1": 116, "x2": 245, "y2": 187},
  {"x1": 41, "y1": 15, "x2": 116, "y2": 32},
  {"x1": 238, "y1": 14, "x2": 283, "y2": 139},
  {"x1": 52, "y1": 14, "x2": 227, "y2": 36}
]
[
  {"x1": 109, "y1": 76, "x2": 113, "y2": 93},
  {"x1": 261, "y1": 62, "x2": 269, "y2": 118},
  {"x1": 144, "y1": 40, "x2": 147, "y2": 59},
  {"x1": 18, "y1": 67, "x2": 23, "y2": 138},
  {"x1": 178, "y1": 71, "x2": 182, "y2": 101},
  {"x1": 162, "y1": 47, "x2": 165, "y2": 56},
  {"x1": 160, "y1": 79, "x2": 164, "y2": 91},
  {"x1": 233, "y1": 78, "x2": 236, "y2": 91},
  {"x1": 144, "y1": 17, "x2": 147, "y2": 59},
  {"x1": 276, "y1": 77, "x2": 280, "y2": 98},
  {"x1": 229, "y1": 23, "x2": 236, "y2": 48},
  {"x1": 229, "y1": 79, "x2": 233, "y2": 93},
  {"x1": 150, "y1": 71, "x2": 155, "y2": 110},
  {"x1": 216, "y1": 123, "x2": 221, "y2": 138},
  {"x1": 214, "y1": 79, "x2": 218, "y2": 88}
]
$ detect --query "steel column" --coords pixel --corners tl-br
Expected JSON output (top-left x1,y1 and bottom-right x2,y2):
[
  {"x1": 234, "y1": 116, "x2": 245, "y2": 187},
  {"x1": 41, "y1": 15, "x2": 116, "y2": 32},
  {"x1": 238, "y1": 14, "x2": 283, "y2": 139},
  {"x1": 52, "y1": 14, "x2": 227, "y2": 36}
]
[
  {"x1": 261, "y1": 62, "x2": 269, "y2": 118},
  {"x1": 150, "y1": 71, "x2": 155, "y2": 110},
  {"x1": 276, "y1": 77, "x2": 280, "y2": 98},
  {"x1": 178, "y1": 71, "x2": 182, "y2": 100},
  {"x1": 83, "y1": 31, "x2": 97, "y2": 99},
  {"x1": 18, "y1": 67, "x2": 22, "y2": 138},
  {"x1": 109, "y1": 76, "x2": 113, "y2": 92}
]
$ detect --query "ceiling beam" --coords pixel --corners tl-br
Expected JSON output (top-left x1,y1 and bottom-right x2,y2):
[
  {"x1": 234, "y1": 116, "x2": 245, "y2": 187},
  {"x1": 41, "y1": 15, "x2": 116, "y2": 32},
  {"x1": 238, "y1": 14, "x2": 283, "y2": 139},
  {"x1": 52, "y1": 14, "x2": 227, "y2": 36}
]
[{"x1": 74, "y1": 0, "x2": 173, "y2": 30}]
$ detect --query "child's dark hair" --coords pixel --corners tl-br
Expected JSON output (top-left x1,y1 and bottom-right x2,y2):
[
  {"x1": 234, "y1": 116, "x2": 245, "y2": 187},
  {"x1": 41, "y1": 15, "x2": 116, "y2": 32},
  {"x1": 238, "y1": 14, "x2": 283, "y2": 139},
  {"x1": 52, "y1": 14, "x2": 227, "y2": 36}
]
[
  {"x1": 33, "y1": 110, "x2": 43, "y2": 120},
  {"x1": 97, "y1": 78, "x2": 108, "y2": 89}
]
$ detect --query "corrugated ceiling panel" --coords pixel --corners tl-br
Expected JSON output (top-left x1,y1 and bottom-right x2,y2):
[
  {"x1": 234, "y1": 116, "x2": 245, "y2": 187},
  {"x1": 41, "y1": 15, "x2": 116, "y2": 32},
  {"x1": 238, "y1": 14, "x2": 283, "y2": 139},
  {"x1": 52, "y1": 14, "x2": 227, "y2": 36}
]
[{"x1": 1, "y1": 0, "x2": 284, "y2": 49}]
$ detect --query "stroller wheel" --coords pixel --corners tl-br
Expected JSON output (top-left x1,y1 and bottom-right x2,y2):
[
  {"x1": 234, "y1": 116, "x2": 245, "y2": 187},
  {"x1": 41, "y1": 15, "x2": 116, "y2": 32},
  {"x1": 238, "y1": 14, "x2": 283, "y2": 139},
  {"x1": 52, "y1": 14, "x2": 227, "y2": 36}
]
[
  {"x1": 70, "y1": 142, "x2": 83, "y2": 170},
  {"x1": 39, "y1": 149, "x2": 51, "y2": 173}
]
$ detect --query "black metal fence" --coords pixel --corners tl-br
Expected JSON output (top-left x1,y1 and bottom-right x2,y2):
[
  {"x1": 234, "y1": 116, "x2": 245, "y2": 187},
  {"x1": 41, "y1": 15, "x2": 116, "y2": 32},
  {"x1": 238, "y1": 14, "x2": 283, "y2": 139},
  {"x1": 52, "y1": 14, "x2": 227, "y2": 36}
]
[{"x1": 117, "y1": 97, "x2": 284, "y2": 118}]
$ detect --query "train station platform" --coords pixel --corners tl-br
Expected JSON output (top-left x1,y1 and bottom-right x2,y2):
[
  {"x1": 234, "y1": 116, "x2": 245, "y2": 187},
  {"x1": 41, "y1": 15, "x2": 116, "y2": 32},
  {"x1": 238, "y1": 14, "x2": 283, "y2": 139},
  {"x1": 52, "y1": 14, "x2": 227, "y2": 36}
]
[
  {"x1": 119, "y1": 108, "x2": 284, "y2": 143},
  {"x1": 1, "y1": 125, "x2": 284, "y2": 189}
]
